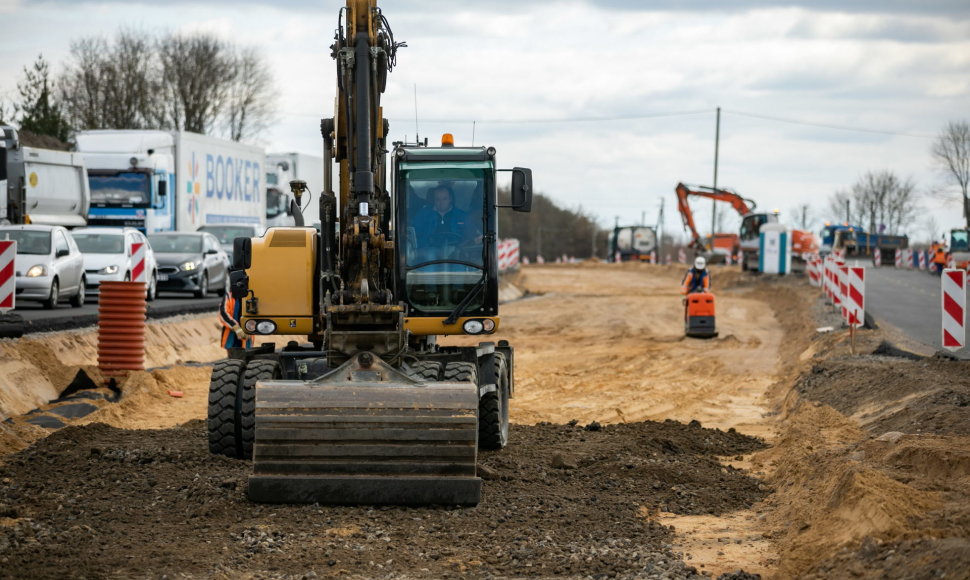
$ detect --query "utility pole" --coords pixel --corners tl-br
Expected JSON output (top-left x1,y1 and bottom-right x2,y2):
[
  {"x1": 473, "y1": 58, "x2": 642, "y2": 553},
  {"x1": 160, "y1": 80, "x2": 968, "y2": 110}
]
[
  {"x1": 845, "y1": 200, "x2": 850, "y2": 224},
  {"x1": 801, "y1": 205, "x2": 807, "y2": 230},
  {"x1": 712, "y1": 106, "x2": 721, "y2": 237}
]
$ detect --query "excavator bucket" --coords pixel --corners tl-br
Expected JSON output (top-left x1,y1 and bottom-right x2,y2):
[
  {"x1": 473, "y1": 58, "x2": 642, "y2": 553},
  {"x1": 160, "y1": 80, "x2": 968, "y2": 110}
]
[{"x1": 248, "y1": 355, "x2": 482, "y2": 506}]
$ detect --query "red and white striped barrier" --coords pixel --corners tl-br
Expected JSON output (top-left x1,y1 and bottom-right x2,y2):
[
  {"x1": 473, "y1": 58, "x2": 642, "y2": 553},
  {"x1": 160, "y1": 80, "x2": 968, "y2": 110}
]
[
  {"x1": 873, "y1": 247, "x2": 881, "y2": 267},
  {"x1": 497, "y1": 239, "x2": 520, "y2": 272},
  {"x1": 678, "y1": 248, "x2": 686, "y2": 264},
  {"x1": 847, "y1": 267, "x2": 865, "y2": 327},
  {"x1": 894, "y1": 248, "x2": 902, "y2": 268},
  {"x1": 918, "y1": 250, "x2": 927, "y2": 271},
  {"x1": 536, "y1": 255, "x2": 545, "y2": 264},
  {"x1": 665, "y1": 253, "x2": 671, "y2": 265},
  {"x1": 725, "y1": 252, "x2": 733, "y2": 266},
  {"x1": 0, "y1": 240, "x2": 15, "y2": 312},
  {"x1": 131, "y1": 242, "x2": 147, "y2": 283},
  {"x1": 649, "y1": 250, "x2": 656, "y2": 263},
  {"x1": 942, "y1": 269, "x2": 966, "y2": 351},
  {"x1": 839, "y1": 265, "x2": 850, "y2": 321}
]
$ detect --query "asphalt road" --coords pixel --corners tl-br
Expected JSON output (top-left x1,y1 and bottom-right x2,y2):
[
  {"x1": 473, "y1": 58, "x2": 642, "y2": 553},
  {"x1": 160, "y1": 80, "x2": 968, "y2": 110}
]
[
  {"x1": 3, "y1": 292, "x2": 222, "y2": 335},
  {"x1": 863, "y1": 265, "x2": 970, "y2": 360}
]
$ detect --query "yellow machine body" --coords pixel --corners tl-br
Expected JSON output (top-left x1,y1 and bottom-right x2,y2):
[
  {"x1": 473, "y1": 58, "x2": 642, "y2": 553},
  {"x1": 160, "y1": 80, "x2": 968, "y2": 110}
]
[{"x1": 241, "y1": 227, "x2": 318, "y2": 335}]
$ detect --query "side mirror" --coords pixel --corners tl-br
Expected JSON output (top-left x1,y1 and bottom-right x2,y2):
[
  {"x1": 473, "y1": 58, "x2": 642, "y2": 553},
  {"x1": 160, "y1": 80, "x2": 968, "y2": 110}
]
[
  {"x1": 56, "y1": 248, "x2": 70, "y2": 258},
  {"x1": 232, "y1": 237, "x2": 252, "y2": 270},
  {"x1": 158, "y1": 181, "x2": 167, "y2": 197},
  {"x1": 511, "y1": 167, "x2": 533, "y2": 213},
  {"x1": 205, "y1": 248, "x2": 219, "y2": 255}
]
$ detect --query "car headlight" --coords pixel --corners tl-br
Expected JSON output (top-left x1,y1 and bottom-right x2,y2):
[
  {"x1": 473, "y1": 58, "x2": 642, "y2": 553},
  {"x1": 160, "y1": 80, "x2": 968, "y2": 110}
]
[
  {"x1": 26, "y1": 265, "x2": 46, "y2": 277},
  {"x1": 180, "y1": 260, "x2": 198, "y2": 271},
  {"x1": 99, "y1": 265, "x2": 120, "y2": 275}
]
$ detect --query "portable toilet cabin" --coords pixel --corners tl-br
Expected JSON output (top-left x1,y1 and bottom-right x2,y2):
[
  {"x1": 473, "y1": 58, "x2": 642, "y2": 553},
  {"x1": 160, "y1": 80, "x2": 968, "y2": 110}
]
[{"x1": 759, "y1": 222, "x2": 791, "y2": 274}]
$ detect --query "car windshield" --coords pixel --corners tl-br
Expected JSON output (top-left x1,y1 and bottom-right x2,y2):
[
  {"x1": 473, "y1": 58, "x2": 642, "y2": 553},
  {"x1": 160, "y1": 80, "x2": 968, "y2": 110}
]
[
  {"x1": 198, "y1": 226, "x2": 256, "y2": 244},
  {"x1": 72, "y1": 233, "x2": 124, "y2": 254},
  {"x1": 148, "y1": 235, "x2": 202, "y2": 253},
  {"x1": 89, "y1": 172, "x2": 151, "y2": 208},
  {"x1": 0, "y1": 230, "x2": 51, "y2": 255}
]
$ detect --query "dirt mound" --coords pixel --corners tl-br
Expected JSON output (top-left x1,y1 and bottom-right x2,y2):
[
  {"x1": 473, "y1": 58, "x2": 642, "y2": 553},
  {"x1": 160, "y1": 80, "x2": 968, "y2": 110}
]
[
  {"x1": 795, "y1": 355, "x2": 970, "y2": 436},
  {"x1": 0, "y1": 420, "x2": 765, "y2": 579}
]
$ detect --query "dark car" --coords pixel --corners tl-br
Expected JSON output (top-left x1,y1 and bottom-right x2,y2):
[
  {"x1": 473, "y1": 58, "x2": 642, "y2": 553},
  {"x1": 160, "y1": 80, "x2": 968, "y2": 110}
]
[
  {"x1": 196, "y1": 223, "x2": 264, "y2": 265},
  {"x1": 147, "y1": 232, "x2": 229, "y2": 298}
]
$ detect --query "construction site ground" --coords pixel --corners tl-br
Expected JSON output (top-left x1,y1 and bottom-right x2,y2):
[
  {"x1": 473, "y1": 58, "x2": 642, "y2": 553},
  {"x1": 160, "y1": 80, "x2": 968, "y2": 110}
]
[{"x1": 0, "y1": 262, "x2": 968, "y2": 579}]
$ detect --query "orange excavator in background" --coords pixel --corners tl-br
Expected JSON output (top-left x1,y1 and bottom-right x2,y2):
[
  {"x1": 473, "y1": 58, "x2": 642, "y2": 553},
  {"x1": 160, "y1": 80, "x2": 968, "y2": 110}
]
[
  {"x1": 674, "y1": 182, "x2": 818, "y2": 272},
  {"x1": 675, "y1": 183, "x2": 753, "y2": 263}
]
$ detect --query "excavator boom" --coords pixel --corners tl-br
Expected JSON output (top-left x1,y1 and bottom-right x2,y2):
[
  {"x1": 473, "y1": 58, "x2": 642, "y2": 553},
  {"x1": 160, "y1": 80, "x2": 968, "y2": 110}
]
[{"x1": 674, "y1": 182, "x2": 756, "y2": 250}]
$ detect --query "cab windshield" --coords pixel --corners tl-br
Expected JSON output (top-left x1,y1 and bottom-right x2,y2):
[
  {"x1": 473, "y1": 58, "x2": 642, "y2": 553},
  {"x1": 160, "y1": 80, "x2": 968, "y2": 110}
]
[
  {"x1": 400, "y1": 162, "x2": 488, "y2": 312},
  {"x1": 89, "y1": 172, "x2": 151, "y2": 208},
  {"x1": 952, "y1": 230, "x2": 969, "y2": 252}
]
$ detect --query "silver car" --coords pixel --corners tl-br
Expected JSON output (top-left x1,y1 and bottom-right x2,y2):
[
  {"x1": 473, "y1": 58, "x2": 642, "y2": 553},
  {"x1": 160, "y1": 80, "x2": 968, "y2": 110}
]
[
  {"x1": 0, "y1": 225, "x2": 85, "y2": 309},
  {"x1": 72, "y1": 227, "x2": 159, "y2": 301},
  {"x1": 196, "y1": 223, "x2": 264, "y2": 265}
]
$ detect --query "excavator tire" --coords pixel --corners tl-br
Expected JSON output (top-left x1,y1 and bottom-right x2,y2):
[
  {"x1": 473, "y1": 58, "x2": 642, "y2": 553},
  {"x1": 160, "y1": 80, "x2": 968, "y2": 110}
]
[
  {"x1": 478, "y1": 353, "x2": 510, "y2": 450},
  {"x1": 239, "y1": 360, "x2": 283, "y2": 458},
  {"x1": 208, "y1": 359, "x2": 246, "y2": 458},
  {"x1": 208, "y1": 359, "x2": 282, "y2": 459},
  {"x1": 409, "y1": 360, "x2": 443, "y2": 381}
]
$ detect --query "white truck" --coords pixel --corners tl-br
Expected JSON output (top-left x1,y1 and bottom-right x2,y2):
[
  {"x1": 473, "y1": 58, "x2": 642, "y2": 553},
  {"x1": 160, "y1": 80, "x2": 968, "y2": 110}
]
[
  {"x1": 265, "y1": 152, "x2": 324, "y2": 227},
  {"x1": 1, "y1": 125, "x2": 90, "y2": 227},
  {"x1": 74, "y1": 130, "x2": 265, "y2": 233}
]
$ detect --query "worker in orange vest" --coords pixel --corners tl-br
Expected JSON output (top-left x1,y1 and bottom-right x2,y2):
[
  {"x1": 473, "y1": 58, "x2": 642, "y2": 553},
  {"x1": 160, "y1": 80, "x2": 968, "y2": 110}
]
[
  {"x1": 219, "y1": 293, "x2": 252, "y2": 352},
  {"x1": 931, "y1": 242, "x2": 947, "y2": 275},
  {"x1": 681, "y1": 256, "x2": 711, "y2": 295}
]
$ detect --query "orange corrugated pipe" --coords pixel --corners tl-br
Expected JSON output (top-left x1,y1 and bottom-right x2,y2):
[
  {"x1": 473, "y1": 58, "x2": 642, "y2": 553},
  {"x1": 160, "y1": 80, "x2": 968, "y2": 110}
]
[{"x1": 98, "y1": 281, "x2": 147, "y2": 383}]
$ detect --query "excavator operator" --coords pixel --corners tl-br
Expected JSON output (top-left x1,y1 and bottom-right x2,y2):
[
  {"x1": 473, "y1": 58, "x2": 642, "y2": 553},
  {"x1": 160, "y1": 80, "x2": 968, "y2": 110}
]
[
  {"x1": 682, "y1": 256, "x2": 711, "y2": 295},
  {"x1": 414, "y1": 185, "x2": 468, "y2": 248}
]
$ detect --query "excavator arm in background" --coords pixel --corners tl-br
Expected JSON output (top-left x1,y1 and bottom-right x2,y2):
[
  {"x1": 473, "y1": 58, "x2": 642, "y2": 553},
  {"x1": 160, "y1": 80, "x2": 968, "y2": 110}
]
[{"x1": 674, "y1": 182, "x2": 757, "y2": 249}]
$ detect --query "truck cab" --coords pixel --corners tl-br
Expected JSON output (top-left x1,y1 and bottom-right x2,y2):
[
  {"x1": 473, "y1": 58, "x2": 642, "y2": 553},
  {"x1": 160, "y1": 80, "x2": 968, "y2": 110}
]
[{"x1": 75, "y1": 131, "x2": 175, "y2": 233}]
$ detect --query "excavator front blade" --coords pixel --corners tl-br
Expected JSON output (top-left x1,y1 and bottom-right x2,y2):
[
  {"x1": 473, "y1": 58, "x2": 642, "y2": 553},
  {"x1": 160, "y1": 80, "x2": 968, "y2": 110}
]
[{"x1": 248, "y1": 356, "x2": 482, "y2": 506}]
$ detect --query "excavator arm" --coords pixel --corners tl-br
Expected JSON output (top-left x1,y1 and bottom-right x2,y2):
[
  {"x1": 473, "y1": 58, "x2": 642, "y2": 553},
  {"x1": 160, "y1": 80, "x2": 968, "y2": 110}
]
[{"x1": 674, "y1": 182, "x2": 757, "y2": 249}]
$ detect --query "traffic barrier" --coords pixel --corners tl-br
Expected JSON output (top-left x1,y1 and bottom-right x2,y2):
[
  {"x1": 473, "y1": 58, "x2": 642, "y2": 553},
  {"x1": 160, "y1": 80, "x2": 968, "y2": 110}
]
[
  {"x1": 942, "y1": 269, "x2": 966, "y2": 351},
  {"x1": 98, "y1": 281, "x2": 147, "y2": 382},
  {"x1": 911, "y1": 249, "x2": 920, "y2": 269},
  {"x1": 942, "y1": 269, "x2": 966, "y2": 350},
  {"x1": 665, "y1": 253, "x2": 671, "y2": 265},
  {"x1": 918, "y1": 250, "x2": 927, "y2": 271},
  {"x1": 678, "y1": 248, "x2": 686, "y2": 263},
  {"x1": 725, "y1": 252, "x2": 733, "y2": 266},
  {"x1": 0, "y1": 240, "x2": 15, "y2": 312},
  {"x1": 847, "y1": 267, "x2": 865, "y2": 327},
  {"x1": 497, "y1": 239, "x2": 520, "y2": 272},
  {"x1": 873, "y1": 247, "x2": 881, "y2": 267},
  {"x1": 649, "y1": 250, "x2": 656, "y2": 263},
  {"x1": 839, "y1": 265, "x2": 849, "y2": 321},
  {"x1": 895, "y1": 248, "x2": 902, "y2": 268},
  {"x1": 131, "y1": 242, "x2": 147, "y2": 282}
]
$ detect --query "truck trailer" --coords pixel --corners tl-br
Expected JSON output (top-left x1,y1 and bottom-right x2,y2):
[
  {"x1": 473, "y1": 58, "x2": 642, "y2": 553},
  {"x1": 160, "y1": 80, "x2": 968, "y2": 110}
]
[
  {"x1": 266, "y1": 152, "x2": 324, "y2": 228},
  {"x1": 1, "y1": 125, "x2": 90, "y2": 227},
  {"x1": 74, "y1": 130, "x2": 265, "y2": 233}
]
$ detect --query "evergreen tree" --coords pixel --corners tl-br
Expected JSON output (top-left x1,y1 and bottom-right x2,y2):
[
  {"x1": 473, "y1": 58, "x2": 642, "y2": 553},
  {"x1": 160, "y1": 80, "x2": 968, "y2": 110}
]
[{"x1": 15, "y1": 54, "x2": 70, "y2": 141}]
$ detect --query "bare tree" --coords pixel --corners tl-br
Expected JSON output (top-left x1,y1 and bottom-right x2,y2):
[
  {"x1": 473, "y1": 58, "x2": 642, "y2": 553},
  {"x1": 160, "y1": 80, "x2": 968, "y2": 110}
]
[
  {"x1": 828, "y1": 171, "x2": 919, "y2": 234},
  {"x1": 59, "y1": 31, "x2": 159, "y2": 131},
  {"x1": 790, "y1": 203, "x2": 813, "y2": 230},
  {"x1": 224, "y1": 47, "x2": 277, "y2": 142},
  {"x1": 157, "y1": 33, "x2": 235, "y2": 135},
  {"x1": 931, "y1": 120, "x2": 970, "y2": 227}
]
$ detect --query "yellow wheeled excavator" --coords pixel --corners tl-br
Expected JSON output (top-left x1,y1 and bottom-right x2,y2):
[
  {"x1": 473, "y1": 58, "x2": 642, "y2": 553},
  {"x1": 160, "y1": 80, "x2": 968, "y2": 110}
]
[{"x1": 206, "y1": 0, "x2": 533, "y2": 506}]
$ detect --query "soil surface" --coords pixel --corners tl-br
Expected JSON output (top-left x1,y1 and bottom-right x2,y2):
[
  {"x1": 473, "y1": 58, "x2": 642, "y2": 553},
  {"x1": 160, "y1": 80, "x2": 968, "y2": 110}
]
[{"x1": 0, "y1": 262, "x2": 968, "y2": 579}]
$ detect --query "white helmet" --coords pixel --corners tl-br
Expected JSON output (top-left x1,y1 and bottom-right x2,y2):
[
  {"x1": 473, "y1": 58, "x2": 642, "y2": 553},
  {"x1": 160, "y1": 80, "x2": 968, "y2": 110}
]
[{"x1": 694, "y1": 256, "x2": 706, "y2": 269}]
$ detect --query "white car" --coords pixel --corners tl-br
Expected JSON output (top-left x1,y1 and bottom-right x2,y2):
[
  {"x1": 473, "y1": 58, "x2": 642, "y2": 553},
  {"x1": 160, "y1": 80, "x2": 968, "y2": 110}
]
[
  {"x1": 0, "y1": 224, "x2": 85, "y2": 309},
  {"x1": 72, "y1": 227, "x2": 159, "y2": 301}
]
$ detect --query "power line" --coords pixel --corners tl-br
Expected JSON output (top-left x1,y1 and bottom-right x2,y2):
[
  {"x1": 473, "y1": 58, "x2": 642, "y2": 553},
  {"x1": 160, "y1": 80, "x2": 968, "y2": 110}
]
[
  {"x1": 723, "y1": 109, "x2": 935, "y2": 140},
  {"x1": 276, "y1": 109, "x2": 712, "y2": 124}
]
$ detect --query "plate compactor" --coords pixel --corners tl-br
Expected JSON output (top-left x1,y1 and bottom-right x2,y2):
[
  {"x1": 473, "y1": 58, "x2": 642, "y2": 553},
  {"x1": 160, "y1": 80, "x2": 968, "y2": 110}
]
[{"x1": 685, "y1": 291, "x2": 718, "y2": 338}]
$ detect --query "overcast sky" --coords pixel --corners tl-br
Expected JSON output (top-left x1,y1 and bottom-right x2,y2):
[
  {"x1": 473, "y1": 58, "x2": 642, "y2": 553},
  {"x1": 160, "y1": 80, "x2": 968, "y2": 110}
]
[{"x1": 2, "y1": 0, "x2": 968, "y2": 242}]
